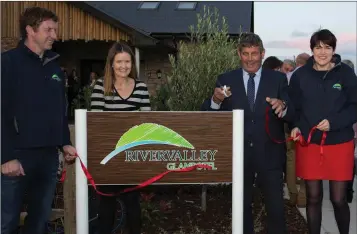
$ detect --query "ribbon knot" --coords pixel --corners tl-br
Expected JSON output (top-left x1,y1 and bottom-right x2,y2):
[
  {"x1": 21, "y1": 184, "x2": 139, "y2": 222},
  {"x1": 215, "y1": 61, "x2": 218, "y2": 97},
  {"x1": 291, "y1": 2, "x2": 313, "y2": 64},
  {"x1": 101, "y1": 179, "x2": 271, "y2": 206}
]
[{"x1": 264, "y1": 107, "x2": 327, "y2": 155}]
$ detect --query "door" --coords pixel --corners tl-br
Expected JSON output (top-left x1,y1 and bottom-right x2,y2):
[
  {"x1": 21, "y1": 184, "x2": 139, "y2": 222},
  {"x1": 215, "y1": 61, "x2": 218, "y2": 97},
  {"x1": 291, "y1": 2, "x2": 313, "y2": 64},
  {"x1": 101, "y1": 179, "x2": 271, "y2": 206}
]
[{"x1": 80, "y1": 60, "x2": 106, "y2": 86}]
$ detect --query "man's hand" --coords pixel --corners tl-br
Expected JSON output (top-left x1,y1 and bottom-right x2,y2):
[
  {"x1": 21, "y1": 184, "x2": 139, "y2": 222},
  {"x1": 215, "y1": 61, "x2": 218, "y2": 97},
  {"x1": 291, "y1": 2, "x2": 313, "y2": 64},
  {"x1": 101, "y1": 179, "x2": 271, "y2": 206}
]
[
  {"x1": 316, "y1": 119, "x2": 330, "y2": 132},
  {"x1": 290, "y1": 127, "x2": 301, "y2": 141},
  {"x1": 1, "y1": 159, "x2": 25, "y2": 176},
  {"x1": 62, "y1": 145, "x2": 77, "y2": 163},
  {"x1": 212, "y1": 86, "x2": 231, "y2": 104},
  {"x1": 266, "y1": 97, "x2": 286, "y2": 118}
]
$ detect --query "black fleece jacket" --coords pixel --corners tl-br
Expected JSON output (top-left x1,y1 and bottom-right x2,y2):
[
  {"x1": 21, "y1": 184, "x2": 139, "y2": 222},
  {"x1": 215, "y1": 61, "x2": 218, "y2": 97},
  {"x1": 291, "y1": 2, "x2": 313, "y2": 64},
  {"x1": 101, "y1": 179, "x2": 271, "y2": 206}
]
[
  {"x1": 1, "y1": 41, "x2": 71, "y2": 164},
  {"x1": 288, "y1": 54, "x2": 357, "y2": 145}
]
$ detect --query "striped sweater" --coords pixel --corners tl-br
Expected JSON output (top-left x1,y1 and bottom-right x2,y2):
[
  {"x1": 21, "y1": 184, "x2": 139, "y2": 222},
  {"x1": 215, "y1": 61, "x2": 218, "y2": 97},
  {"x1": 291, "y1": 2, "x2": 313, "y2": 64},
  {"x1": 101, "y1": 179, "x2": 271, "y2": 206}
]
[{"x1": 90, "y1": 79, "x2": 151, "y2": 111}]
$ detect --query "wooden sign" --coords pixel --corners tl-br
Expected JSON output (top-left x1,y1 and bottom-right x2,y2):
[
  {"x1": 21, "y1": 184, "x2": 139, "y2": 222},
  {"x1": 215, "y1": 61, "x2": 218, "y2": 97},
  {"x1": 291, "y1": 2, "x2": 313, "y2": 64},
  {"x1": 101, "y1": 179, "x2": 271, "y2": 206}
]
[{"x1": 87, "y1": 112, "x2": 233, "y2": 185}]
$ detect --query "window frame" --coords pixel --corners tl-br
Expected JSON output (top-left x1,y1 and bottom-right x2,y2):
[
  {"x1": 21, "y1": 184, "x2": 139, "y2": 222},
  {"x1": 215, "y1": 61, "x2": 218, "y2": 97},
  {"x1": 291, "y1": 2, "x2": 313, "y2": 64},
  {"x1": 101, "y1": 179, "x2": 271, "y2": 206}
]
[
  {"x1": 175, "y1": 2, "x2": 197, "y2": 11},
  {"x1": 138, "y1": 1, "x2": 161, "y2": 10}
]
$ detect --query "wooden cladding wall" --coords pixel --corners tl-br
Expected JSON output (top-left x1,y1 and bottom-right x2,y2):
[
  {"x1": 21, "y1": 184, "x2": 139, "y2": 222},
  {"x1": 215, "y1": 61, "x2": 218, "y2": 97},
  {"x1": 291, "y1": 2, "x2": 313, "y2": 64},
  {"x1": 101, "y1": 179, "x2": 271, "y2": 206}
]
[{"x1": 1, "y1": 1, "x2": 131, "y2": 42}]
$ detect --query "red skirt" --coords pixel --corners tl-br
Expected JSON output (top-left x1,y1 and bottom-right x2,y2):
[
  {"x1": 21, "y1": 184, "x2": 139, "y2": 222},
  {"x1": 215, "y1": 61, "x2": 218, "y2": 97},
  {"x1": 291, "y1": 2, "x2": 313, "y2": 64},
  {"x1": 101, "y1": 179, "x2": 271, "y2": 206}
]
[{"x1": 296, "y1": 140, "x2": 354, "y2": 181}]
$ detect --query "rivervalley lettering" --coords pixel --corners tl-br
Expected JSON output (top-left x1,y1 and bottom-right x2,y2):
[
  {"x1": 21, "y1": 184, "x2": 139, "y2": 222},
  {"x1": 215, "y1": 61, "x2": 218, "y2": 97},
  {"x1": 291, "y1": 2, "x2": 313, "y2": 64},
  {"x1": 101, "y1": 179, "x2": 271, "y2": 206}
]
[{"x1": 124, "y1": 149, "x2": 218, "y2": 170}]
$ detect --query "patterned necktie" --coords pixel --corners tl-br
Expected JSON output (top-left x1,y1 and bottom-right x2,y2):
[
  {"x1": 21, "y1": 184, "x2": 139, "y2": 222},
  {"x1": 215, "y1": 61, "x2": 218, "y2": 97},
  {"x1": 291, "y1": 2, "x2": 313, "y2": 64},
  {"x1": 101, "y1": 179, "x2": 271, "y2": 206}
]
[{"x1": 247, "y1": 73, "x2": 256, "y2": 111}]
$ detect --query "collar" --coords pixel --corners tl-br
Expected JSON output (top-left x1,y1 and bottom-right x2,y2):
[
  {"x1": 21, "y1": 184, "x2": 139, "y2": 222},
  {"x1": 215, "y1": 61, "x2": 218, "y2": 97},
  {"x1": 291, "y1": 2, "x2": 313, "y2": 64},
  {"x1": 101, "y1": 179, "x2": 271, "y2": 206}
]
[
  {"x1": 290, "y1": 66, "x2": 301, "y2": 74},
  {"x1": 17, "y1": 40, "x2": 59, "y2": 64},
  {"x1": 293, "y1": 66, "x2": 300, "y2": 72},
  {"x1": 242, "y1": 66, "x2": 262, "y2": 77}
]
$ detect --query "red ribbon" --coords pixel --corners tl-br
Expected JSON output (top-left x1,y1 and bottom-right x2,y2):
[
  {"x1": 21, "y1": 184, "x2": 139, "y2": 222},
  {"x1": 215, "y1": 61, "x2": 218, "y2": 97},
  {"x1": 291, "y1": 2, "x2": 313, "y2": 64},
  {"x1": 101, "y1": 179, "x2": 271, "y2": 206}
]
[
  {"x1": 264, "y1": 107, "x2": 327, "y2": 155},
  {"x1": 59, "y1": 107, "x2": 328, "y2": 195},
  {"x1": 60, "y1": 154, "x2": 212, "y2": 196}
]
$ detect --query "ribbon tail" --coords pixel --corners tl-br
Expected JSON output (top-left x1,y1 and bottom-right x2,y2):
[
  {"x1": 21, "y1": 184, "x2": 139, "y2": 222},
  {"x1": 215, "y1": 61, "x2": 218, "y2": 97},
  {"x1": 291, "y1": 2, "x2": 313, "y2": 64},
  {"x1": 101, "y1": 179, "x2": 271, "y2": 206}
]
[
  {"x1": 73, "y1": 155, "x2": 212, "y2": 196},
  {"x1": 122, "y1": 164, "x2": 212, "y2": 193},
  {"x1": 60, "y1": 168, "x2": 66, "y2": 182}
]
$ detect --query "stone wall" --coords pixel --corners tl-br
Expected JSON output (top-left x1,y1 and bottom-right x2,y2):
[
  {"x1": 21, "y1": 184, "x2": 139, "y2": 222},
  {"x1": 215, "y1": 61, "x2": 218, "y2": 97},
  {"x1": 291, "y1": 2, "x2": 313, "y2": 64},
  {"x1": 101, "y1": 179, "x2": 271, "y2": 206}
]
[
  {"x1": 1, "y1": 37, "x2": 19, "y2": 52},
  {"x1": 139, "y1": 47, "x2": 173, "y2": 96}
]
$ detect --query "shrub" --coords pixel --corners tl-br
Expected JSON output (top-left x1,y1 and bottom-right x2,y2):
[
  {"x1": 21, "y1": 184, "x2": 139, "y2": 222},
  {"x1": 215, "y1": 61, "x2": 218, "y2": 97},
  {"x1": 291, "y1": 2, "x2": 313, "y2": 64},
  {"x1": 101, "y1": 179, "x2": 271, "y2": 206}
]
[{"x1": 154, "y1": 6, "x2": 241, "y2": 111}]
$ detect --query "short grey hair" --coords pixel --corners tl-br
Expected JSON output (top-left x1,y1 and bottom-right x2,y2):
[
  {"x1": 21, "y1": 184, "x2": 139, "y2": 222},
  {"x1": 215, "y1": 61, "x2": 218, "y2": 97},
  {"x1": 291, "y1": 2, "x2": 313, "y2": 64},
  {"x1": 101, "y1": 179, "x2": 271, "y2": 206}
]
[
  {"x1": 283, "y1": 59, "x2": 296, "y2": 69},
  {"x1": 342, "y1": 59, "x2": 354, "y2": 70},
  {"x1": 238, "y1": 32, "x2": 265, "y2": 52}
]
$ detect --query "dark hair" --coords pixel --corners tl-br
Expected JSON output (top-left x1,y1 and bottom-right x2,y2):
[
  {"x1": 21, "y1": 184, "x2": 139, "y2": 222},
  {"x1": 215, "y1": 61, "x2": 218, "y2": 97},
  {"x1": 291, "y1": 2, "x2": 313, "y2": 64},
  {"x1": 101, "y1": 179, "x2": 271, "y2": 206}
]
[
  {"x1": 103, "y1": 42, "x2": 137, "y2": 95},
  {"x1": 262, "y1": 56, "x2": 283, "y2": 70},
  {"x1": 90, "y1": 71, "x2": 99, "y2": 76},
  {"x1": 20, "y1": 7, "x2": 58, "y2": 39},
  {"x1": 238, "y1": 32, "x2": 264, "y2": 52},
  {"x1": 310, "y1": 29, "x2": 337, "y2": 51}
]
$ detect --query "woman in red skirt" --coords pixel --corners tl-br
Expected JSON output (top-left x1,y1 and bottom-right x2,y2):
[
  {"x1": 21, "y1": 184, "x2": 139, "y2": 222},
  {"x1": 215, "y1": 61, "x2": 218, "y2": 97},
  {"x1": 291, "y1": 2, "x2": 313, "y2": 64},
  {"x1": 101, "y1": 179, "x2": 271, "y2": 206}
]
[{"x1": 288, "y1": 29, "x2": 357, "y2": 234}]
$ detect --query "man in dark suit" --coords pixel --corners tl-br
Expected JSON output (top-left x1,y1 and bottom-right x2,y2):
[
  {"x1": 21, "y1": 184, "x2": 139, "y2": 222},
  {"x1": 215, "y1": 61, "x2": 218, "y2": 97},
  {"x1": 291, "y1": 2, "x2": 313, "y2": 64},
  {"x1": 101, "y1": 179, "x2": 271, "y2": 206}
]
[{"x1": 201, "y1": 33, "x2": 295, "y2": 234}]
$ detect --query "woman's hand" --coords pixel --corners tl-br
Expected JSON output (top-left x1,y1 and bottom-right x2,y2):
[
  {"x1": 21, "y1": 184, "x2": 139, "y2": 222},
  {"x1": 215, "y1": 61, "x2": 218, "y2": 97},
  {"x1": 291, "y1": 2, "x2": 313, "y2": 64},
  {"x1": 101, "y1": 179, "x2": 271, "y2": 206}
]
[
  {"x1": 291, "y1": 127, "x2": 301, "y2": 141},
  {"x1": 316, "y1": 119, "x2": 330, "y2": 132}
]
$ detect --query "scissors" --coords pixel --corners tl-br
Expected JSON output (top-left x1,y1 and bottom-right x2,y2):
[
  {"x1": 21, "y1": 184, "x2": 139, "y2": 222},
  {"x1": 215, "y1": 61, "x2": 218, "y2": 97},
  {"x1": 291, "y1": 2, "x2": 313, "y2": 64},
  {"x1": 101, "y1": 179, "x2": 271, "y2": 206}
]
[
  {"x1": 222, "y1": 85, "x2": 229, "y2": 97},
  {"x1": 217, "y1": 80, "x2": 229, "y2": 97}
]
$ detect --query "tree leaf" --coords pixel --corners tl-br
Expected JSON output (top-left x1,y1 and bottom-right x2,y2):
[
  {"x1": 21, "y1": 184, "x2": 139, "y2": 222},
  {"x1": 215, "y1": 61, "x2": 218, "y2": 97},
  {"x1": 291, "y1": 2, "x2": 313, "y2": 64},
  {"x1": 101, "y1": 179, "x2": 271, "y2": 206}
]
[{"x1": 151, "y1": 5, "x2": 244, "y2": 111}]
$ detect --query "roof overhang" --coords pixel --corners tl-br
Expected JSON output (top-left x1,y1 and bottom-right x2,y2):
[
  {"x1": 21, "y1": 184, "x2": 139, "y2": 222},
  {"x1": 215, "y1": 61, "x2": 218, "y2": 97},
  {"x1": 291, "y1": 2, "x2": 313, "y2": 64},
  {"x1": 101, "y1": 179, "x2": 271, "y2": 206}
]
[{"x1": 70, "y1": 1, "x2": 159, "y2": 47}]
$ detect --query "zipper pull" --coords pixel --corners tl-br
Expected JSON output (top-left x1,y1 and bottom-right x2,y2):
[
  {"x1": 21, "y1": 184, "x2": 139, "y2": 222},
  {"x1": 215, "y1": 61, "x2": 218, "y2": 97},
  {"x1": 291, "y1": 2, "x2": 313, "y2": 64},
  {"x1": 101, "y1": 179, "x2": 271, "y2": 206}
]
[{"x1": 14, "y1": 117, "x2": 19, "y2": 134}]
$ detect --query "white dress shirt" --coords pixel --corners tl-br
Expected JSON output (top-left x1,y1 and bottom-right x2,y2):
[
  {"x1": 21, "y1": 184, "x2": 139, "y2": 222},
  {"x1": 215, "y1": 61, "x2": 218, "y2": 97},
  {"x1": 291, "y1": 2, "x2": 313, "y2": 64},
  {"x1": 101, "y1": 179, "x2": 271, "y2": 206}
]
[{"x1": 210, "y1": 67, "x2": 287, "y2": 117}]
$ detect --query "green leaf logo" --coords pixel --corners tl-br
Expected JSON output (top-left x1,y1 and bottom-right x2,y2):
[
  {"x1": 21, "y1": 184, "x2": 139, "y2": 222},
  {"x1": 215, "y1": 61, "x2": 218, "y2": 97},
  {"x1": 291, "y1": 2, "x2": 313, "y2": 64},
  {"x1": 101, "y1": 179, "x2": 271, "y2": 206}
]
[
  {"x1": 100, "y1": 123, "x2": 194, "y2": 164},
  {"x1": 332, "y1": 83, "x2": 342, "y2": 90},
  {"x1": 52, "y1": 74, "x2": 61, "y2": 81}
]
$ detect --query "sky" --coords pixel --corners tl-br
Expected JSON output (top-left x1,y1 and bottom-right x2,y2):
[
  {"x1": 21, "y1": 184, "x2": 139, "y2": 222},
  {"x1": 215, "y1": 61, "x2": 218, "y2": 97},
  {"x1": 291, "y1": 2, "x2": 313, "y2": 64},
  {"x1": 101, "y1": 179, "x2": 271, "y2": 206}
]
[{"x1": 254, "y1": 2, "x2": 357, "y2": 70}]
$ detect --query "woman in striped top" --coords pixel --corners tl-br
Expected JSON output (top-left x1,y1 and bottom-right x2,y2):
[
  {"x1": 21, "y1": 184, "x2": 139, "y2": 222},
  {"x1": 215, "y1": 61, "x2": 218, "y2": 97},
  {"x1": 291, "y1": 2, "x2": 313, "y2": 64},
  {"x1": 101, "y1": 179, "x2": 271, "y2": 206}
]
[
  {"x1": 91, "y1": 42, "x2": 150, "y2": 234},
  {"x1": 91, "y1": 78, "x2": 151, "y2": 111},
  {"x1": 91, "y1": 54, "x2": 150, "y2": 111}
]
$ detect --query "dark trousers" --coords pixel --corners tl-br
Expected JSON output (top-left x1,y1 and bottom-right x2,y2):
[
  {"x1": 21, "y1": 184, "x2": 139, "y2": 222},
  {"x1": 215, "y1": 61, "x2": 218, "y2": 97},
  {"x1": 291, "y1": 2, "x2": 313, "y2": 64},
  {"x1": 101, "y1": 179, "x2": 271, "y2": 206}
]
[
  {"x1": 98, "y1": 186, "x2": 141, "y2": 234},
  {"x1": 244, "y1": 146, "x2": 287, "y2": 234},
  {"x1": 1, "y1": 147, "x2": 59, "y2": 234}
]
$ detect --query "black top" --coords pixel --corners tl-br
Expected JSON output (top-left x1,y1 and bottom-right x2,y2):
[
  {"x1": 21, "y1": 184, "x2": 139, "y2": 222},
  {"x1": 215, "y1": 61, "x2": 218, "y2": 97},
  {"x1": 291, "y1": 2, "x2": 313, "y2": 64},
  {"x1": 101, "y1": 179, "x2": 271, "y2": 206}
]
[
  {"x1": 1, "y1": 41, "x2": 70, "y2": 164},
  {"x1": 289, "y1": 54, "x2": 357, "y2": 145}
]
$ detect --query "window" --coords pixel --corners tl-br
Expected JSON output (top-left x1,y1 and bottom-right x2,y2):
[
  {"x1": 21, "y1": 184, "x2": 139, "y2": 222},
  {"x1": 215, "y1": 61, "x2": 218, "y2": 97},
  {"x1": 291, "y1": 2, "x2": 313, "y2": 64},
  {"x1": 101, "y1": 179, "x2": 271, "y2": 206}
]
[
  {"x1": 176, "y1": 2, "x2": 197, "y2": 10},
  {"x1": 138, "y1": 2, "x2": 160, "y2": 10}
]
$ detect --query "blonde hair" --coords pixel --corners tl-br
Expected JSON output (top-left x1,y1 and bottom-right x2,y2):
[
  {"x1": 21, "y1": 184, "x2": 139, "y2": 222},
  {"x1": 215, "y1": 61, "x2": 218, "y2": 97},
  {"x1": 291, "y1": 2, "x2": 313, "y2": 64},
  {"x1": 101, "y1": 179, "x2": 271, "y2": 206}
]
[{"x1": 103, "y1": 42, "x2": 137, "y2": 95}]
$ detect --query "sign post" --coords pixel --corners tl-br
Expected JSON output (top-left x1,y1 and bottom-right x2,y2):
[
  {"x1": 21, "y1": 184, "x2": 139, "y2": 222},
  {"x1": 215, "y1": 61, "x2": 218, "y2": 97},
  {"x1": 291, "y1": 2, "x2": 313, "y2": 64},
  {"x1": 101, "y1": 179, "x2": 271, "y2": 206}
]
[
  {"x1": 233, "y1": 109, "x2": 244, "y2": 234},
  {"x1": 74, "y1": 110, "x2": 244, "y2": 234},
  {"x1": 75, "y1": 109, "x2": 88, "y2": 234}
]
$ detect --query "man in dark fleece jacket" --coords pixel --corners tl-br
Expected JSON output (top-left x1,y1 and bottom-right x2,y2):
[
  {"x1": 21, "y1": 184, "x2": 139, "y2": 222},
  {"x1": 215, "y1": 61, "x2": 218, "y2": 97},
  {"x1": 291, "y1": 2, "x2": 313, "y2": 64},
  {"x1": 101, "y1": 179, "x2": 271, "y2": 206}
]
[{"x1": 1, "y1": 7, "x2": 77, "y2": 234}]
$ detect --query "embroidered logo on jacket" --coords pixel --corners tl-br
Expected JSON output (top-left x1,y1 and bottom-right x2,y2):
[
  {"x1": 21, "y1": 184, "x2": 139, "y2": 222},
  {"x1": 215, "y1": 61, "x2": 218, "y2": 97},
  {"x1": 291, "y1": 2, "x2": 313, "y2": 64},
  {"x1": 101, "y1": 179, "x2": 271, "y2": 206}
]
[
  {"x1": 332, "y1": 83, "x2": 342, "y2": 90},
  {"x1": 51, "y1": 74, "x2": 61, "y2": 82}
]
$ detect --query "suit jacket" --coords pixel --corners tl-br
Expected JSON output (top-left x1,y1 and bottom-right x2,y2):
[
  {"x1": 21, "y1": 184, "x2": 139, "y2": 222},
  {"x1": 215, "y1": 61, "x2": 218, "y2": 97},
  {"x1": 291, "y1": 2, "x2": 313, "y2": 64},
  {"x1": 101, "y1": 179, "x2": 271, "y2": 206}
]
[{"x1": 201, "y1": 68, "x2": 295, "y2": 171}]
